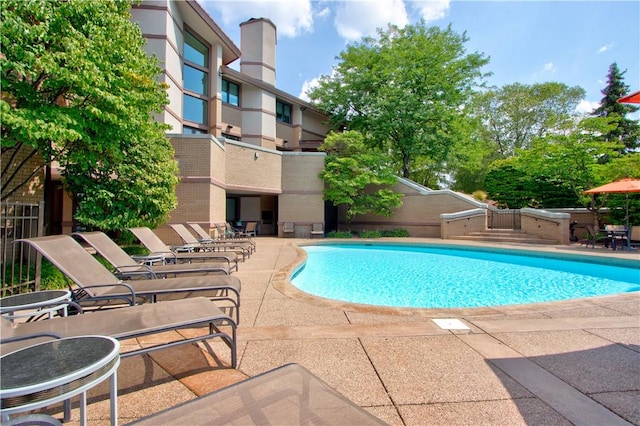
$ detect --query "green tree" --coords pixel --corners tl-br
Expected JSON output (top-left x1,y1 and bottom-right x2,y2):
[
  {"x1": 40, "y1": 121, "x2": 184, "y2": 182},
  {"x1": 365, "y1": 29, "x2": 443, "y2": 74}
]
[
  {"x1": 591, "y1": 63, "x2": 640, "y2": 153},
  {"x1": 319, "y1": 131, "x2": 403, "y2": 230},
  {"x1": 449, "y1": 82, "x2": 584, "y2": 193},
  {"x1": 485, "y1": 116, "x2": 637, "y2": 215},
  {"x1": 308, "y1": 22, "x2": 489, "y2": 185},
  {"x1": 468, "y1": 82, "x2": 585, "y2": 157},
  {"x1": 1, "y1": 0, "x2": 178, "y2": 231}
]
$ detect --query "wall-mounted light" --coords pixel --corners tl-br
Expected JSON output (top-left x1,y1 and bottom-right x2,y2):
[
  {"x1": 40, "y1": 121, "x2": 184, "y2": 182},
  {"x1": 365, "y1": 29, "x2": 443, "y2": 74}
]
[
  {"x1": 254, "y1": 152, "x2": 260, "y2": 159},
  {"x1": 283, "y1": 140, "x2": 288, "y2": 146},
  {"x1": 226, "y1": 124, "x2": 233, "y2": 130}
]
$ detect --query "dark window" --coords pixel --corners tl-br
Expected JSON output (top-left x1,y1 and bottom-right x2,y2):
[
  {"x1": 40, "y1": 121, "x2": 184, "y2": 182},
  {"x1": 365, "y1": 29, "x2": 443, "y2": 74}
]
[
  {"x1": 221, "y1": 133, "x2": 240, "y2": 141},
  {"x1": 183, "y1": 126, "x2": 206, "y2": 134},
  {"x1": 276, "y1": 100, "x2": 291, "y2": 124},
  {"x1": 222, "y1": 79, "x2": 239, "y2": 106}
]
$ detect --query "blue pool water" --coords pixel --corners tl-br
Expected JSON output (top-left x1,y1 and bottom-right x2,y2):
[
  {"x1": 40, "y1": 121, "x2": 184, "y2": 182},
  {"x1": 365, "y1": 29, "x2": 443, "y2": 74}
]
[{"x1": 291, "y1": 244, "x2": 640, "y2": 309}]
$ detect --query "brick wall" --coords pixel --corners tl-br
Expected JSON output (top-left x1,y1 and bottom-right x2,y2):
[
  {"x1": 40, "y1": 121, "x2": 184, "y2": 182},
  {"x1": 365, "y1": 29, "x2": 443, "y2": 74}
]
[{"x1": 1, "y1": 147, "x2": 46, "y2": 203}]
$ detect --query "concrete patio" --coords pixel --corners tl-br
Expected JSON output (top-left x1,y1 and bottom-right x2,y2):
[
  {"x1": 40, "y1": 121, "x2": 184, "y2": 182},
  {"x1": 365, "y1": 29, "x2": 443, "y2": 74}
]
[{"x1": 33, "y1": 238, "x2": 640, "y2": 425}]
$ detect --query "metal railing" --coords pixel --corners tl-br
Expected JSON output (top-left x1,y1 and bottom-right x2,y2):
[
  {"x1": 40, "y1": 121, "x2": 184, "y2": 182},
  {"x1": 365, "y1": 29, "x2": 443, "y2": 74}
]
[
  {"x1": 1, "y1": 201, "x2": 44, "y2": 296},
  {"x1": 488, "y1": 208, "x2": 521, "y2": 230}
]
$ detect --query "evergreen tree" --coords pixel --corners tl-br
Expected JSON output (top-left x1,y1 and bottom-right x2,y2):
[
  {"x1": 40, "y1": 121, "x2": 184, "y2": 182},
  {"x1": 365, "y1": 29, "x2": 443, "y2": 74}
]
[{"x1": 591, "y1": 63, "x2": 639, "y2": 152}]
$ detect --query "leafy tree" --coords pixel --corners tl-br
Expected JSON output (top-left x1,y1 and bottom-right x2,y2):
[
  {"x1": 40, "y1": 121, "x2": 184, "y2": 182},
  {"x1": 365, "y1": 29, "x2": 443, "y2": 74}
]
[
  {"x1": 485, "y1": 116, "x2": 638, "y2": 218},
  {"x1": 591, "y1": 63, "x2": 639, "y2": 152},
  {"x1": 1, "y1": 0, "x2": 179, "y2": 231},
  {"x1": 470, "y1": 82, "x2": 585, "y2": 157},
  {"x1": 448, "y1": 82, "x2": 584, "y2": 193},
  {"x1": 319, "y1": 131, "x2": 403, "y2": 230},
  {"x1": 308, "y1": 22, "x2": 489, "y2": 184}
]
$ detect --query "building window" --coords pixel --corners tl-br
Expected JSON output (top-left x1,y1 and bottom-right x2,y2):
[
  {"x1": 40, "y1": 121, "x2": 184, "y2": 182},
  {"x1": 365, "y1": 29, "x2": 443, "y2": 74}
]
[
  {"x1": 184, "y1": 126, "x2": 206, "y2": 134},
  {"x1": 276, "y1": 100, "x2": 292, "y2": 124},
  {"x1": 183, "y1": 30, "x2": 209, "y2": 133},
  {"x1": 222, "y1": 133, "x2": 240, "y2": 141},
  {"x1": 183, "y1": 94, "x2": 207, "y2": 125},
  {"x1": 222, "y1": 79, "x2": 239, "y2": 106},
  {"x1": 184, "y1": 31, "x2": 208, "y2": 67}
]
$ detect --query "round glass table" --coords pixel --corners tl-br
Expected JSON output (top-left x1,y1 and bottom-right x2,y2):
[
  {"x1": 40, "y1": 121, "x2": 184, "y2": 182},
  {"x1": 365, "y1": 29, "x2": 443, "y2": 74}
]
[
  {"x1": 1, "y1": 336, "x2": 120, "y2": 425},
  {"x1": 0, "y1": 290, "x2": 72, "y2": 321}
]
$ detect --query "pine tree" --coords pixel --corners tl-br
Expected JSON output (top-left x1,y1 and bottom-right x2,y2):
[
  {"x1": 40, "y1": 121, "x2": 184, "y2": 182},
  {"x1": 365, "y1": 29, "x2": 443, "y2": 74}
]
[{"x1": 591, "y1": 63, "x2": 639, "y2": 152}]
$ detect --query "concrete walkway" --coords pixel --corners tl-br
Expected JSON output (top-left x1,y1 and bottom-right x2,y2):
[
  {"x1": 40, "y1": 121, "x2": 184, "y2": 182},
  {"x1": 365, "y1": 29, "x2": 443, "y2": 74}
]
[{"x1": 43, "y1": 238, "x2": 639, "y2": 425}]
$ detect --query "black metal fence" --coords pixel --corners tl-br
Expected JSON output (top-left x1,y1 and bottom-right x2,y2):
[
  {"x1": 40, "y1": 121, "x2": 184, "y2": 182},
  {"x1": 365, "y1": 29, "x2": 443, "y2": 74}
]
[
  {"x1": 1, "y1": 202, "x2": 44, "y2": 296},
  {"x1": 488, "y1": 208, "x2": 521, "y2": 230}
]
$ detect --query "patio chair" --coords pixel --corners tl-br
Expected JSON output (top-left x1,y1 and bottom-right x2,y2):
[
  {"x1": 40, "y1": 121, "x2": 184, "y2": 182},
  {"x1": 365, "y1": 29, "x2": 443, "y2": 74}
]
[
  {"x1": 240, "y1": 221, "x2": 258, "y2": 238},
  {"x1": 16, "y1": 235, "x2": 241, "y2": 323},
  {"x1": 129, "y1": 363, "x2": 385, "y2": 425},
  {"x1": 73, "y1": 231, "x2": 231, "y2": 279},
  {"x1": 283, "y1": 222, "x2": 295, "y2": 237},
  {"x1": 128, "y1": 227, "x2": 238, "y2": 272},
  {"x1": 1, "y1": 297, "x2": 237, "y2": 367},
  {"x1": 579, "y1": 225, "x2": 608, "y2": 248},
  {"x1": 310, "y1": 223, "x2": 324, "y2": 238},
  {"x1": 189, "y1": 222, "x2": 256, "y2": 253},
  {"x1": 168, "y1": 224, "x2": 251, "y2": 260}
]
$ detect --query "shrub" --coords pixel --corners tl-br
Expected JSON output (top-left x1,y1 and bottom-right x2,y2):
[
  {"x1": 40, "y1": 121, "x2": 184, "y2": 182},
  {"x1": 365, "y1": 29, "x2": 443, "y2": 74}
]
[
  {"x1": 122, "y1": 245, "x2": 150, "y2": 256},
  {"x1": 326, "y1": 231, "x2": 353, "y2": 238},
  {"x1": 358, "y1": 230, "x2": 382, "y2": 238},
  {"x1": 381, "y1": 229, "x2": 410, "y2": 237},
  {"x1": 40, "y1": 259, "x2": 72, "y2": 290}
]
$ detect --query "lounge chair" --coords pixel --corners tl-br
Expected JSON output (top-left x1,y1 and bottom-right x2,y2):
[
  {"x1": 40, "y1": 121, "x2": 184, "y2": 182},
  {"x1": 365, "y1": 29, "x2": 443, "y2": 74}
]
[
  {"x1": 168, "y1": 224, "x2": 251, "y2": 260},
  {"x1": 189, "y1": 222, "x2": 256, "y2": 253},
  {"x1": 1, "y1": 297, "x2": 237, "y2": 367},
  {"x1": 73, "y1": 231, "x2": 231, "y2": 278},
  {"x1": 283, "y1": 222, "x2": 295, "y2": 237},
  {"x1": 128, "y1": 227, "x2": 238, "y2": 272},
  {"x1": 16, "y1": 235, "x2": 241, "y2": 323},
  {"x1": 310, "y1": 223, "x2": 324, "y2": 238},
  {"x1": 129, "y1": 363, "x2": 385, "y2": 425}
]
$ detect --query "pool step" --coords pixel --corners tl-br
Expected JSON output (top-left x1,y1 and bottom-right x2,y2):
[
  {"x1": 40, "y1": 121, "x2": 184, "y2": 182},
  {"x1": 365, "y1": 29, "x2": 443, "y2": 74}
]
[{"x1": 449, "y1": 230, "x2": 558, "y2": 245}]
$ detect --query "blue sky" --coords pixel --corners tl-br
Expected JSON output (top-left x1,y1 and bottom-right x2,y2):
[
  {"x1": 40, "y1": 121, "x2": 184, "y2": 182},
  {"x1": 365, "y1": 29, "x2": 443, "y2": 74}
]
[{"x1": 201, "y1": 1, "x2": 639, "y2": 115}]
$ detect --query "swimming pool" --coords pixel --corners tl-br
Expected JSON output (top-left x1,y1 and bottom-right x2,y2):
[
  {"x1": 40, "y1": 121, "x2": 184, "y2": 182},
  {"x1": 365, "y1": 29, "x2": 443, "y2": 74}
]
[{"x1": 291, "y1": 243, "x2": 640, "y2": 309}]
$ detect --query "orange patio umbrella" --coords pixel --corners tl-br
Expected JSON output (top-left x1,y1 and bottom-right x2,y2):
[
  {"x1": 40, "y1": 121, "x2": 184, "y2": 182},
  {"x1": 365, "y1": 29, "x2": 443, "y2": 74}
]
[
  {"x1": 584, "y1": 178, "x2": 640, "y2": 244},
  {"x1": 617, "y1": 90, "x2": 640, "y2": 104},
  {"x1": 584, "y1": 178, "x2": 640, "y2": 195}
]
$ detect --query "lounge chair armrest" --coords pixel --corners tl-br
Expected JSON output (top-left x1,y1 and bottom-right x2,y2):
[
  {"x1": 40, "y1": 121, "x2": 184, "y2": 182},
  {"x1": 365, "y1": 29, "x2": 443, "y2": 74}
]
[
  {"x1": 115, "y1": 264, "x2": 158, "y2": 279},
  {"x1": 72, "y1": 282, "x2": 137, "y2": 305},
  {"x1": 1, "y1": 332, "x2": 64, "y2": 345},
  {"x1": 147, "y1": 251, "x2": 178, "y2": 263}
]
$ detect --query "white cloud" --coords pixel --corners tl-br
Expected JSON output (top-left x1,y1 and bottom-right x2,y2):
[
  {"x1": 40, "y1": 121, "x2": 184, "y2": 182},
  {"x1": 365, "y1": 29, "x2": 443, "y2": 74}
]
[
  {"x1": 576, "y1": 99, "x2": 598, "y2": 115},
  {"x1": 334, "y1": 0, "x2": 409, "y2": 41},
  {"x1": 203, "y1": 0, "x2": 314, "y2": 38},
  {"x1": 299, "y1": 76, "x2": 321, "y2": 102},
  {"x1": 533, "y1": 62, "x2": 556, "y2": 79},
  {"x1": 410, "y1": 0, "x2": 451, "y2": 22},
  {"x1": 597, "y1": 43, "x2": 614, "y2": 54}
]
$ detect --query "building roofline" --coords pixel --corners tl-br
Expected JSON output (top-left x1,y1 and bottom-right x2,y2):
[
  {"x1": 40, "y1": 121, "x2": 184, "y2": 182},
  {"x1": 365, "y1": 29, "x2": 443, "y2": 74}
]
[
  {"x1": 185, "y1": 1, "x2": 241, "y2": 64},
  {"x1": 220, "y1": 65, "x2": 326, "y2": 115}
]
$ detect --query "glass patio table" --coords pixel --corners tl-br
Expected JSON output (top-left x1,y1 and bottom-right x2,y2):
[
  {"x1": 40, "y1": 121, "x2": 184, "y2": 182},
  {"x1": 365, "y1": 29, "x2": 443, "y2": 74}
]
[
  {"x1": 1, "y1": 336, "x2": 120, "y2": 426},
  {"x1": 0, "y1": 290, "x2": 72, "y2": 321}
]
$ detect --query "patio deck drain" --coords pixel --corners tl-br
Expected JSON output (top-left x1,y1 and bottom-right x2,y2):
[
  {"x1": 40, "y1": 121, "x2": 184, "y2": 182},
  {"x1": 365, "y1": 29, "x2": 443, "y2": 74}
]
[{"x1": 432, "y1": 318, "x2": 470, "y2": 330}]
